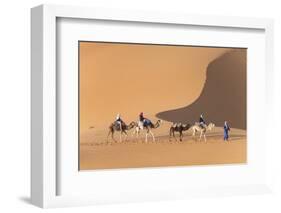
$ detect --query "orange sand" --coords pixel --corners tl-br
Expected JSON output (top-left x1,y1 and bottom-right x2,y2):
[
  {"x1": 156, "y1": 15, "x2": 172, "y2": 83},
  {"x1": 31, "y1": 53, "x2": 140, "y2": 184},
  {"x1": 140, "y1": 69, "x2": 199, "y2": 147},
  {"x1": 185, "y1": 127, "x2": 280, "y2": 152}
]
[
  {"x1": 80, "y1": 128, "x2": 246, "y2": 170},
  {"x1": 79, "y1": 42, "x2": 247, "y2": 170}
]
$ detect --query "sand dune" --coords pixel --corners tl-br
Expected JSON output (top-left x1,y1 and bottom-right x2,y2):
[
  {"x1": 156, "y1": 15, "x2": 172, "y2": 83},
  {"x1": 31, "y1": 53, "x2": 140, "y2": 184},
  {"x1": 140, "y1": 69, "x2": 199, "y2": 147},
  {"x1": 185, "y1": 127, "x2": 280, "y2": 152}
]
[
  {"x1": 79, "y1": 42, "x2": 229, "y2": 133},
  {"x1": 79, "y1": 43, "x2": 247, "y2": 170},
  {"x1": 156, "y1": 49, "x2": 247, "y2": 130}
]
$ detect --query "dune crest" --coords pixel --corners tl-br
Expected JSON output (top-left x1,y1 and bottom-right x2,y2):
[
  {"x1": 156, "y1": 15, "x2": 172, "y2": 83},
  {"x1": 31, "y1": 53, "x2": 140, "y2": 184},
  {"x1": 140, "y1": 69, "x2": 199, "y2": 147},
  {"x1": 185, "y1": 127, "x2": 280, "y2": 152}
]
[{"x1": 156, "y1": 49, "x2": 247, "y2": 130}]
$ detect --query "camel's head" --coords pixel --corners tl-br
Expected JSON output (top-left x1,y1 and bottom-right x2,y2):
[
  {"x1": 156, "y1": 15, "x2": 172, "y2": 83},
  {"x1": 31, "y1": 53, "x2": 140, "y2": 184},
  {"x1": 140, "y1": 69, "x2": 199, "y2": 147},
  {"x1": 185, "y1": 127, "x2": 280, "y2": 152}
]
[
  {"x1": 130, "y1": 121, "x2": 138, "y2": 127},
  {"x1": 183, "y1": 123, "x2": 191, "y2": 128},
  {"x1": 208, "y1": 123, "x2": 215, "y2": 130},
  {"x1": 128, "y1": 121, "x2": 137, "y2": 128},
  {"x1": 153, "y1": 120, "x2": 162, "y2": 128}
]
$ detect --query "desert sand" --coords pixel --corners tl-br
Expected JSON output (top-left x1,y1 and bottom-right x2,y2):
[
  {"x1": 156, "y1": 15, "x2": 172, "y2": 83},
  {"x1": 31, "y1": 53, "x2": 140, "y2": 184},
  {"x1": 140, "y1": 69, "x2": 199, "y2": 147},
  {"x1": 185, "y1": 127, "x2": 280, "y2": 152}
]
[
  {"x1": 79, "y1": 42, "x2": 231, "y2": 132},
  {"x1": 80, "y1": 127, "x2": 246, "y2": 170},
  {"x1": 79, "y1": 42, "x2": 247, "y2": 170}
]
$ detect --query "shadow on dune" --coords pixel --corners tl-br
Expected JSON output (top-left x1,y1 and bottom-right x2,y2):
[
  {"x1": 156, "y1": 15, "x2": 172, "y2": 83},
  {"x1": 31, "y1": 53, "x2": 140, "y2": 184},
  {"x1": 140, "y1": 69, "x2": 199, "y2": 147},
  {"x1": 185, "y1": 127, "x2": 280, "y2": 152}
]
[{"x1": 156, "y1": 49, "x2": 247, "y2": 130}]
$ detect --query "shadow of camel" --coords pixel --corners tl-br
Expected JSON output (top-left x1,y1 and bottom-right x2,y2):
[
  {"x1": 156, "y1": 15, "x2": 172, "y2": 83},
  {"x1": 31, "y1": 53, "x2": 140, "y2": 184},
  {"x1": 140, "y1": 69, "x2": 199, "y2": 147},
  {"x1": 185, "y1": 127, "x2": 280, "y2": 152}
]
[{"x1": 156, "y1": 49, "x2": 247, "y2": 130}]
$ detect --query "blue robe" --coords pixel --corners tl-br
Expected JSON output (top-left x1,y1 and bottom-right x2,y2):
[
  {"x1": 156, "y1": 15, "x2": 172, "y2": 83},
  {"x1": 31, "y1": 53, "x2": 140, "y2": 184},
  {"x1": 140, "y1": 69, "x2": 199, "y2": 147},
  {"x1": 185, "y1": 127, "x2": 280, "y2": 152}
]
[
  {"x1": 143, "y1": 119, "x2": 152, "y2": 127},
  {"x1": 224, "y1": 124, "x2": 230, "y2": 140}
]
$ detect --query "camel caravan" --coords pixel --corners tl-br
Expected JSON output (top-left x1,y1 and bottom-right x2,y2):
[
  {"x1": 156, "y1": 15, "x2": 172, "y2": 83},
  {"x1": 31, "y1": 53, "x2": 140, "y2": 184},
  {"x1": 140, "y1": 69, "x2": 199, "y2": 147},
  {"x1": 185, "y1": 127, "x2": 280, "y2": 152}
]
[{"x1": 106, "y1": 112, "x2": 216, "y2": 144}]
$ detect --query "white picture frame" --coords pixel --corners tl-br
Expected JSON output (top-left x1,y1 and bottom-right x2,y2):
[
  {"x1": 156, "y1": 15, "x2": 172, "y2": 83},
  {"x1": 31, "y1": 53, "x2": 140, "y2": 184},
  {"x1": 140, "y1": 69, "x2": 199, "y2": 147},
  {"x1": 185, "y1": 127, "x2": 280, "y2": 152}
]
[{"x1": 31, "y1": 4, "x2": 274, "y2": 208}]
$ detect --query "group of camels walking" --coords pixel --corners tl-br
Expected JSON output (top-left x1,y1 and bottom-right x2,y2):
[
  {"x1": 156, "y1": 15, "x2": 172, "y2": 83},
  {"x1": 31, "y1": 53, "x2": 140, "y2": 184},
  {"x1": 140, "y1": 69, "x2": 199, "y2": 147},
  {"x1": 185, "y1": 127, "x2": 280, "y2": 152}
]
[{"x1": 107, "y1": 113, "x2": 215, "y2": 143}]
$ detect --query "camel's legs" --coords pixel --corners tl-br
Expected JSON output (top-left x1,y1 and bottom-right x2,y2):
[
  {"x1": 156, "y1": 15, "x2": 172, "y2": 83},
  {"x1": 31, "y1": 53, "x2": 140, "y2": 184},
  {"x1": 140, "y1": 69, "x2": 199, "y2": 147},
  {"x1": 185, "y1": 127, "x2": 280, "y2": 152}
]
[
  {"x1": 144, "y1": 129, "x2": 155, "y2": 143},
  {"x1": 119, "y1": 132, "x2": 122, "y2": 143},
  {"x1": 136, "y1": 129, "x2": 140, "y2": 141},
  {"x1": 137, "y1": 128, "x2": 140, "y2": 140},
  {"x1": 192, "y1": 129, "x2": 196, "y2": 141},
  {"x1": 131, "y1": 129, "x2": 137, "y2": 142},
  {"x1": 132, "y1": 127, "x2": 139, "y2": 141},
  {"x1": 111, "y1": 132, "x2": 117, "y2": 143},
  {"x1": 169, "y1": 129, "x2": 176, "y2": 142},
  {"x1": 179, "y1": 131, "x2": 183, "y2": 141},
  {"x1": 118, "y1": 123, "x2": 123, "y2": 143},
  {"x1": 173, "y1": 131, "x2": 177, "y2": 141},
  {"x1": 145, "y1": 133, "x2": 148, "y2": 143},
  {"x1": 123, "y1": 131, "x2": 128, "y2": 142},
  {"x1": 132, "y1": 127, "x2": 140, "y2": 142},
  {"x1": 199, "y1": 131, "x2": 202, "y2": 141},
  {"x1": 204, "y1": 134, "x2": 206, "y2": 142},
  {"x1": 150, "y1": 130, "x2": 155, "y2": 142},
  {"x1": 144, "y1": 128, "x2": 150, "y2": 143}
]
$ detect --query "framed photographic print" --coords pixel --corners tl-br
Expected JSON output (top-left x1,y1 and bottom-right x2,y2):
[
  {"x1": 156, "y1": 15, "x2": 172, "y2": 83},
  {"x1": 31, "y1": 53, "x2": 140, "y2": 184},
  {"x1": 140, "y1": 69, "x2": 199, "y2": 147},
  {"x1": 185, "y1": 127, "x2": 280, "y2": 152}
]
[
  {"x1": 31, "y1": 4, "x2": 274, "y2": 208},
  {"x1": 78, "y1": 41, "x2": 247, "y2": 170}
]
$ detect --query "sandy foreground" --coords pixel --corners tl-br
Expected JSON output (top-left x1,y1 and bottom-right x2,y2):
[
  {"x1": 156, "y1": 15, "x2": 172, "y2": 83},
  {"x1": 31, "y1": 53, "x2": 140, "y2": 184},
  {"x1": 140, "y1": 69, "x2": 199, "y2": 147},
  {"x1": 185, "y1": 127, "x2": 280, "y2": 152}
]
[{"x1": 80, "y1": 127, "x2": 246, "y2": 170}]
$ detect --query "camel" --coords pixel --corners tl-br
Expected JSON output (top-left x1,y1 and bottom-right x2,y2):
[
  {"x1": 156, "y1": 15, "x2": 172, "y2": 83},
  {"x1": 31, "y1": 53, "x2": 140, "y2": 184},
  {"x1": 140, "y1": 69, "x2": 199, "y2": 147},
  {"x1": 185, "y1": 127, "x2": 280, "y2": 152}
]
[
  {"x1": 169, "y1": 123, "x2": 191, "y2": 142},
  {"x1": 107, "y1": 121, "x2": 136, "y2": 143},
  {"x1": 191, "y1": 122, "x2": 215, "y2": 142},
  {"x1": 132, "y1": 120, "x2": 162, "y2": 143}
]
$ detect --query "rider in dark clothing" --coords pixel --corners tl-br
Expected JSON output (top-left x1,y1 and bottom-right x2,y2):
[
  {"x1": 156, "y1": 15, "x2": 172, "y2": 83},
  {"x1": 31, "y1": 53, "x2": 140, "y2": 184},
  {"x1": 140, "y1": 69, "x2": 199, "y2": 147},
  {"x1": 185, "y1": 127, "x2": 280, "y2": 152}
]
[
  {"x1": 115, "y1": 114, "x2": 124, "y2": 130},
  {"x1": 139, "y1": 112, "x2": 151, "y2": 127},
  {"x1": 139, "y1": 112, "x2": 145, "y2": 122},
  {"x1": 199, "y1": 114, "x2": 206, "y2": 128}
]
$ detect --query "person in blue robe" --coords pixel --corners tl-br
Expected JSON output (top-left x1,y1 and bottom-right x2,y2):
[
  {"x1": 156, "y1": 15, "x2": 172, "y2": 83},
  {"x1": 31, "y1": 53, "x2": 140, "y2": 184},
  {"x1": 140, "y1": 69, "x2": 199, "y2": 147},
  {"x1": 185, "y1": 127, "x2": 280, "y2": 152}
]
[{"x1": 223, "y1": 121, "x2": 231, "y2": 141}]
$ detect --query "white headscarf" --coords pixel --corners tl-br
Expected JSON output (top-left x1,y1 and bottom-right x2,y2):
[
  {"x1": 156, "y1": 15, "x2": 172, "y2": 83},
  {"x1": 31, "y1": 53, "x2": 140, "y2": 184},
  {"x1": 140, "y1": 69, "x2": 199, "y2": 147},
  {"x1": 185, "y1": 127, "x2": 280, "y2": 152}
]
[{"x1": 116, "y1": 113, "x2": 120, "y2": 120}]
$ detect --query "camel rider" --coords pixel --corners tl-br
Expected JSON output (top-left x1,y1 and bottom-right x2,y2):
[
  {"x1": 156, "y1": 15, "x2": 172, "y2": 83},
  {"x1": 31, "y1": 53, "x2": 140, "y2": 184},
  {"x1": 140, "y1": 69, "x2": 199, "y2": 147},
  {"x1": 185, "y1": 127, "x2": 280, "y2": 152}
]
[
  {"x1": 115, "y1": 113, "x2": 124, "y2": 130},
  {"x1": 139, "y1": 112, "x2": 145, "y2": 122},
  {"x1": 199, "y1": 114, "x2": 206, "y2": 128},
  {"x1": 139, "y1": 112, "x2": 151, "y2": 127}
]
